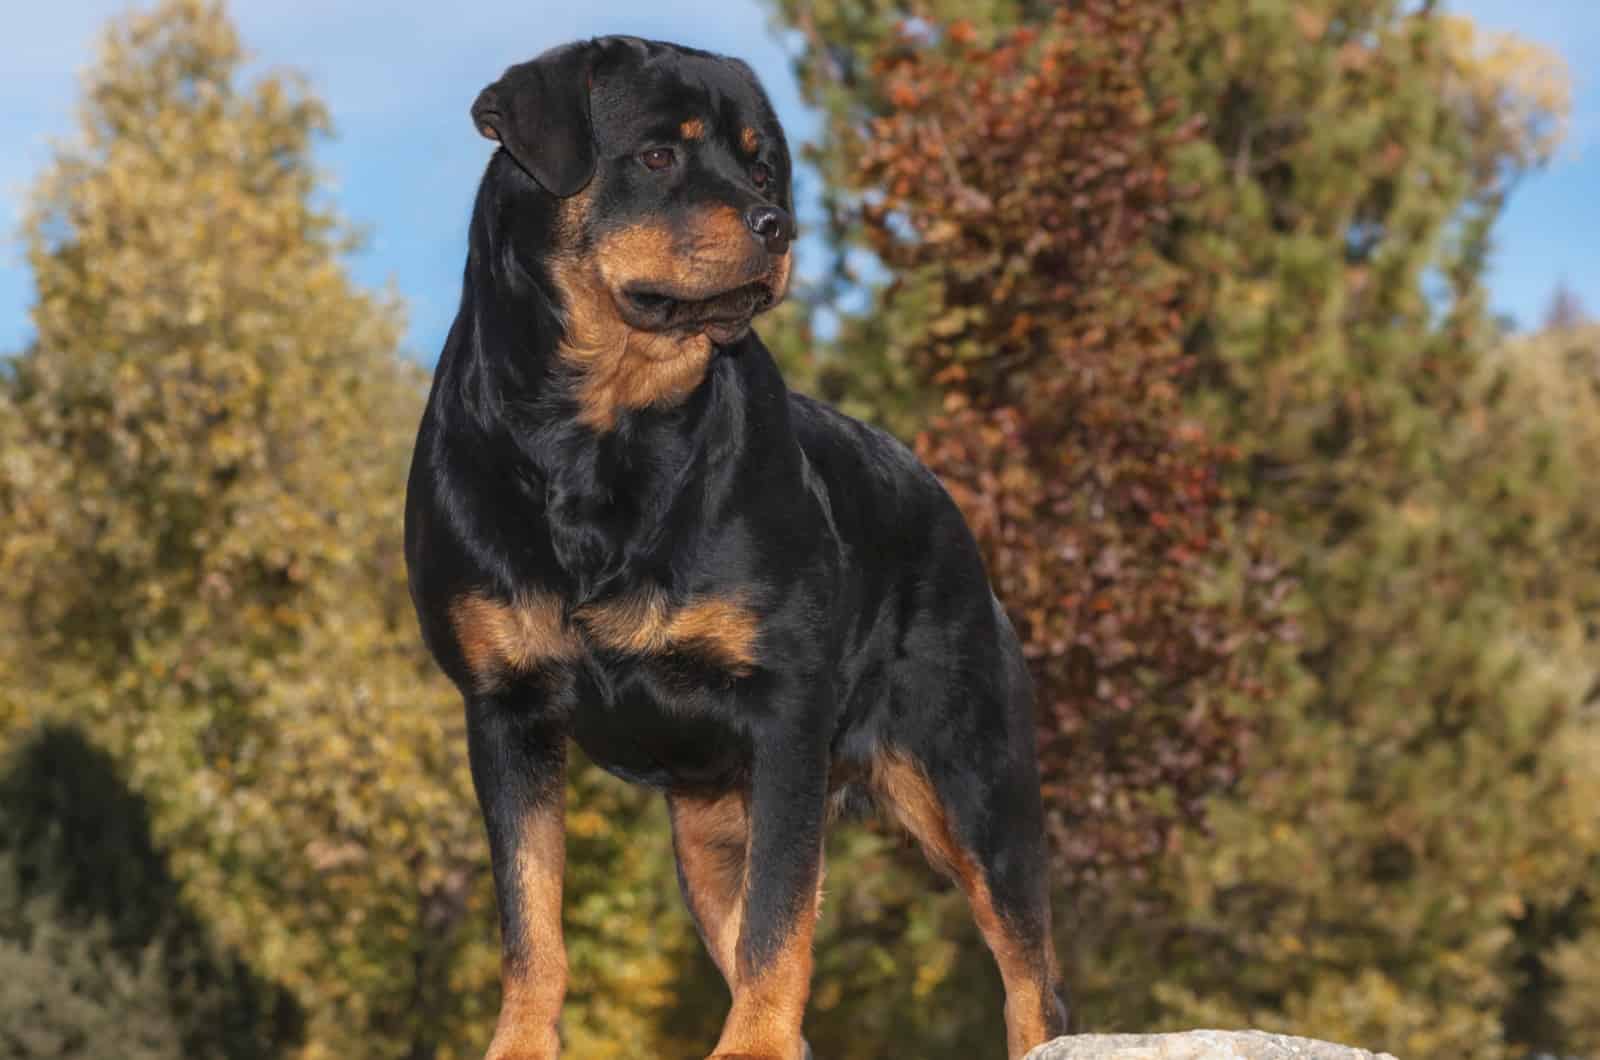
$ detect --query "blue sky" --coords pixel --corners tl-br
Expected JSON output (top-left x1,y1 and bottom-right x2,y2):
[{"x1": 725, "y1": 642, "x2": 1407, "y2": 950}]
[{"x1": 1, "y1": 1, "x2": 1595, "y2": 360}]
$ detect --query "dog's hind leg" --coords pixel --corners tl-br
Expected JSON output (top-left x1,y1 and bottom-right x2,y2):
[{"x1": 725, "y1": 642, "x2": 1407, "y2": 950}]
[
  {"x1": 669, "y1": 790, "x2": 750, "y2": 986},
  {"x1": 870, "y1": 733, "x2": 1068, "y2": 1059}
]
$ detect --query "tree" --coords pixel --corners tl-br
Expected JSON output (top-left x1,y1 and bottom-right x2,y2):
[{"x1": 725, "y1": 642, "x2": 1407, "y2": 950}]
[
  {"x1": 0, "y1": 1, "x2": 483, "y2": 1052},
  {"x1": 845, "y1": 4, "x2": 1287, "y2": 879},
  {"x1": 1124, "y1": 9, "x2": 1593, "y2": 1055},
  {"x1": 1473, "y1": 321, "x2": 1600, "y2": 1057},
  {"x1": 0, "y1": 877, "x2": 184, "y2": 1060},
  {"x1": 1542, "y1": 282, "x2": 1589, "y2": 331},
  {"x1": 770, "y1": 1, "x2": 1598, "y2": 1057},
  {"x1": 0, "y1": 3, "x2": 705, "y2": 1057},
  {"x1": 0, "y1": 725, "x2": 296, "y2": 1059}
]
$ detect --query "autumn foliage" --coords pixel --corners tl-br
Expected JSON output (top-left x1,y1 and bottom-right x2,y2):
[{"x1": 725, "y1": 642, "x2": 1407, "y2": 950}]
[
  {"x1": 780, "y1": 0, "x2": 1598, "y2": 1054},
  {"x1": 2, "y1": 1, "x2": 1597, "y2": 1058},
  {"x1": 852, "y1": 4, "x2": 1282, "y2": 878}
]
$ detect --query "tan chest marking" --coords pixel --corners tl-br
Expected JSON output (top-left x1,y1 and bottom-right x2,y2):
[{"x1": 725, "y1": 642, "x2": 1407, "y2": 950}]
[
  {"x1": 578, "y1": 590, "x2": 761, "y2": 676},
  {"x1": 450, "y1": 592, "x2": 580, "y2": 691},
  {"x1": 450, "y1": 589, "x2": 761, "y2": 688}
]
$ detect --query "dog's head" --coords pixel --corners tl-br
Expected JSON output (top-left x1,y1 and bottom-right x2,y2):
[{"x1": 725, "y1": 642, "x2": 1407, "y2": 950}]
[{"x1": 474, "y1": 37, "x2": 795, "y2": 366}]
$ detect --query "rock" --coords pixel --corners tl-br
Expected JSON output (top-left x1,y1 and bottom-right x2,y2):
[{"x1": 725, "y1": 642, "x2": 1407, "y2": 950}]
[{"x1": 1024, "y1": 1030, "x2": 1399, "y2": 1060}]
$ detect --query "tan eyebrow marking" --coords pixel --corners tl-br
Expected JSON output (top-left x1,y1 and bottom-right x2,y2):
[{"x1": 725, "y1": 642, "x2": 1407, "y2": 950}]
[
  {"x1": 740, "y1": 126, "x2": 760, "y2": 154},
  {"x1": 681, "y1": 118, "x2": 705, "y2": 140}
]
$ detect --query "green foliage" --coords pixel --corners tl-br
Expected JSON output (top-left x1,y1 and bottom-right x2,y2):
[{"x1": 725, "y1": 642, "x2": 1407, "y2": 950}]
[
  {"x1": 0, "y1": 3, "x2": 700, "y2": 1057},
  {"x1": 0, "y1": 724, "x2": 297, "y2": 1059},
  {"x1": 1120, "y1": 314, "x2": 1600, "y2": 1057},
  {"x1": 0, "y1": 876, "x2": 183, "y2": 1060},
  {"x1": 768, "y1": 0, "x2": 1598, "y2": 1057},
  {"x1": 1, "y1": 1, "x2": 1593, "y2": 1058},
  {"x1": 0, "y1": 2, "x2": 484, "y2": 1053},
  {"x1": 1120, "y1": 8, "x2": 1594, "y2": 1057}
]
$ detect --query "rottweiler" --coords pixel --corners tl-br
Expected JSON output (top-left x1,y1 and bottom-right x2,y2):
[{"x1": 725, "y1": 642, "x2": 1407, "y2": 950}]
[{"x1": 404, "y1": 35, "x2": 1069, "y2": 1060}]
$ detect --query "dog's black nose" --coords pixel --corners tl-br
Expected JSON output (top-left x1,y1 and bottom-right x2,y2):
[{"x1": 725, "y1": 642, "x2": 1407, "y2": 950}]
[{"x1": 745, "y1": 204, "x2": 795, "y2": 254}]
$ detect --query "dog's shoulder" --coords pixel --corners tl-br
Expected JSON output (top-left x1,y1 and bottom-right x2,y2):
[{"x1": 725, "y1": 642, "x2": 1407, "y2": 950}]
[
  {"x1": 787, "y1": 391, "x2": 921, "y2": 482},
  {"x1": 785, "y1": 390, "x2": 974, "y2": 557}
]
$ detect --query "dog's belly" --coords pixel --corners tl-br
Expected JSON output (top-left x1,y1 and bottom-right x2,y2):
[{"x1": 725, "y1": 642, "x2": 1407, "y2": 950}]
[{"x1": 569, "y1": 660, "x2": 750, "y2": 791}]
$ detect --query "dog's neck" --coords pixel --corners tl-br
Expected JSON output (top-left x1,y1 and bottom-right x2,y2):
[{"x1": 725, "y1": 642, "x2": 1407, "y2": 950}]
[{"x1": 438, "y1": 179, "x2": 757, "y2": 602}]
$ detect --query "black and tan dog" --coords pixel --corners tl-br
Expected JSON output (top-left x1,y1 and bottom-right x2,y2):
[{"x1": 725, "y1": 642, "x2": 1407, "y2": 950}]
[{"x1": 404, "y1": 36, "x2": 1068, "y2": 1060}]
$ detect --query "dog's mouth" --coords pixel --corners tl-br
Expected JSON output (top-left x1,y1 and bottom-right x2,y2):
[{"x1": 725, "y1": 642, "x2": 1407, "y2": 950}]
[{"x1": 617, "y1": 280, "x2": 777, "y2": 345}]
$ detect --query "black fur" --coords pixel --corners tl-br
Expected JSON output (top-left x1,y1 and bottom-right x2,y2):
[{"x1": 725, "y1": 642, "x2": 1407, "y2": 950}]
[{"x1": 405, "y1": 35, "x2": 1066, "y2": 1060}]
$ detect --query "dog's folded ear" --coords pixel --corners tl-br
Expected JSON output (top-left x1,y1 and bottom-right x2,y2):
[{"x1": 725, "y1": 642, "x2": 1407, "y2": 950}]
[{"x1": 472, "y1": 41, "x2": 596, "y2": 198}]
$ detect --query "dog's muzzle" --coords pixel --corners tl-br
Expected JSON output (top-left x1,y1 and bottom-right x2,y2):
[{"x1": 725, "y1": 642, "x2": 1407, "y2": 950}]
[{"x1": 619, "y1": 279, "x2": 777, "y2": 345}]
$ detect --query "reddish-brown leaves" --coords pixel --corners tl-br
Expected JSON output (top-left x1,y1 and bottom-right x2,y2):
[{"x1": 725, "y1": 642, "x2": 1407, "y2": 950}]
[{"x1": 852, "y1": 1, "x2": 1283, "y2": 882}]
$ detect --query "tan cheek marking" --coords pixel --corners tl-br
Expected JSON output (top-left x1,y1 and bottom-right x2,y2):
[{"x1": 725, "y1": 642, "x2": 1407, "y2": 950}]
[
  {"x1": 871, "y1": 752, "x2": 1058, "y2": 1059},
  {"x1": 698, "y1": 204, "x2": 751, "y2": 249},
  {"x1": 681, "y1": 117, "x2": 705, "y2": 140},
  {"x1": 557, "y1": 209, "x2": 775, "y2": 432},
  {"x1": 593, "y1": 214, "x2": 752, "y2": 294},
  {"x1": 549, "y1": 255, "x2": 714, "y2": 431},
  {"x1": 487, "y1": 801, "x2": 567, "y2": 1060},
  {"x1": 741, "y1": 126, "x2": 761, "y2": 154},
  {"x1": 637, "y1": 206, "x2": 760, "y2": 297},
  {"x1": 555, "y1": 186, "x2": 592, "y2": 248},
  {"x1": 593, "y1": 223, "x2": 689, "y2": 290},
  {"x1": 577, "y1": 590, "x2": 761, "y2": 675},
  {"x1": 450, "y1": 592, "x2": 579, "y2": 691},
  {"x1": 768, "y1": 250, "x2": 793, "y2": 303}
]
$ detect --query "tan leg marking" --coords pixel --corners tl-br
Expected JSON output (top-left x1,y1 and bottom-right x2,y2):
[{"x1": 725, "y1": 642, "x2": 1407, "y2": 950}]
[
  {"x1": 710, "y1": 886, "x2": 818, "y2": 1060},
  {"x1": 871, "y1": 752, "x2": 1060, "y2": 1060},
  {"x1": 670, "y1": 792, "x2": 750, "y2": 982},
  {"x1": 673, "y1": 791, "x2": 823, "y2": 1060},
  {"x1": 486, "y1": 796, "x2": 567, "y2": 1060},
  {"x1": 450, "y1": 591, "x2": 579, "y2": 692}
]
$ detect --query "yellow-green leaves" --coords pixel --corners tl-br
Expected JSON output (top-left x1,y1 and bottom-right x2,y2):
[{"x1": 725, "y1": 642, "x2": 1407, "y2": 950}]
[
  {"x1": 0, "y1": 4, "x2": 728, "y2": 1055},
  {"x1": 768, "y1": 1, "x2": 1598, "y2": 1057}
]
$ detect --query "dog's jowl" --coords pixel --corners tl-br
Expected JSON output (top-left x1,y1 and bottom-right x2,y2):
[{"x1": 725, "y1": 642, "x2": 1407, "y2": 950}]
[{"x1": 404, "y1": 35, "x2": 1068, "y2": 1060}]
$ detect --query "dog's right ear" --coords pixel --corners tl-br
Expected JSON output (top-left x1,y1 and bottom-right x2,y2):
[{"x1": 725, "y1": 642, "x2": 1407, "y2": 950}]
[{"x1": 472, "y1": 41, "x2": 596, "y2": 198}]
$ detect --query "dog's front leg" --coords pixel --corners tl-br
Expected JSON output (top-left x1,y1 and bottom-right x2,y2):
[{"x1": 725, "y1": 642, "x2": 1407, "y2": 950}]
[
  {"x1": 708, "y1": 721, "x2": 827, "y2": 1060},
  {"x1": 466, "y1": 695, "x2": 568, "y2": 1060}
]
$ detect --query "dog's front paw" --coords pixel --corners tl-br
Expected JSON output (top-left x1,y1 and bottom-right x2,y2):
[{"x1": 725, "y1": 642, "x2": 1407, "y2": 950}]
[
  {"x1": 707, "y1": 1042, "x2": 812, "y2": 1060},
  {"x1": 484, "y1": 1026, "x2": 560, "y2": 1060}
]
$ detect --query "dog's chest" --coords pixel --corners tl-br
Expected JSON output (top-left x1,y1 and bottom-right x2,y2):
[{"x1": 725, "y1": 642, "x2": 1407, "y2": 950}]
[
  {"x1": 450, "y1": 584, "x2": 760, "y2": 784},
  {"x1": 450, "y1": 585, "x2": 760, "y2": 682}
]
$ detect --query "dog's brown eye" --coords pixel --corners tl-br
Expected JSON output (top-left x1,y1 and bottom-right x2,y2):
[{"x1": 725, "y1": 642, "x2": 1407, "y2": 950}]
[
  {"x1": 640, "y1": 148, "x2": 676, "y2": 172},
  {"x1": 750, "y1": 161, "x2": 772, "y2": 188}
]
